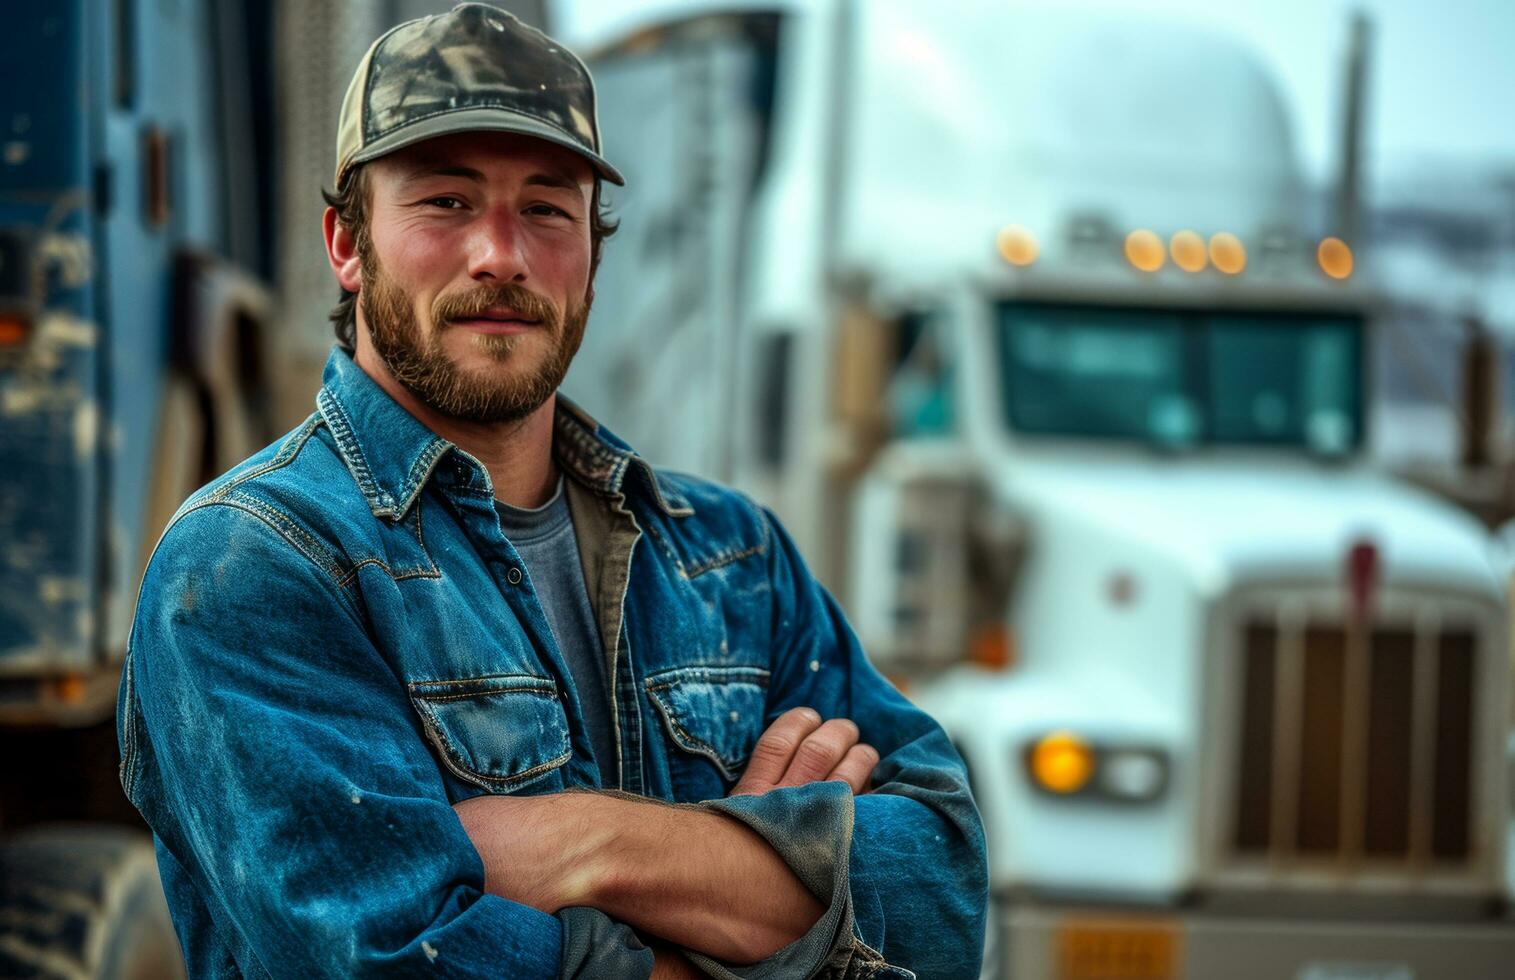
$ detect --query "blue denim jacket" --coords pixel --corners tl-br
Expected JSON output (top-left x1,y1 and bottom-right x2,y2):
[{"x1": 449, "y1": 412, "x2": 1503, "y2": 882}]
[{"x1": 118, "y1": 348, "x2": 986, "y2": 978}]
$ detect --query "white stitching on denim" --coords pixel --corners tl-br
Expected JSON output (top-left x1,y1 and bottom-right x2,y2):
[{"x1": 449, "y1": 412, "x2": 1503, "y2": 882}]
[
  {"x1": 220, "y1": 493, "x2": 345, "y2": 577},
  {"x1": 416, "y1": 713, "x2": 572, "y2": 789},
  {"x1": 661, "y1": 490, "x2": 772, "y2": 579},
  {"x1": 124, "y1": 416, "x2": 328, "y2": 697},
  {"x1": 335, "y1": 557, "x2": 439, "y2": 587},
  {"x1": 396, "y1": 438, "x2": 452, "y2": 516},
  {"x1": 409, "y1": 496, "x2": 439, "y2": 574},
  {"x1": 412, "y1": 689, "x2": 559, "y2": 704},
  {"x1": 642, "y1": 521, "x2": 687, "y2": 574},
  {"x1": 170, "y1": 500, "x2": 366, "y2": 624},
  {"x1": 333, "y1": 500, "x2": 441, "y2": 587},
  {"x1": 209, "y1": 500, "x2": 347, "y2": 589},
  {"x1": 209, "y1": 413, "x2": 322, "y2": 499},
  {"x1": 221, "y1": 486, "x2": 439, "y2": 589},
  {"x1": 408, "y1": 672, "x2": 556, "y2": 692},
  {"x1": 643, "y1": 468, "x2": 695, "y2": 518},
  {"x1": 643, "y1": 667, "x2": 771, "y2": 779},
  {"x1": 683, "y1": 541, "x2": 766, "y2": 579},
  {"x1": 646, "y1": 687, "x2": 743, "y2": 780},
  {"x1": 644, "y1": 665, "x2": 771, "y2": 687},
  {"x1": 317, "y1": 388, "x2": 383, "y2": 506},
  {"x1": 319, "y1": 388, "x2": 453, "y2": 521},
  {"x1": 445, "y1": 483, "x2": 495, "y2": 500},
  {"x1": 409, "y1": 693, "x2": 572, "y2": 790},
  {"x1": 118, "y1": 645, "x2": 141, "y2": 798}
]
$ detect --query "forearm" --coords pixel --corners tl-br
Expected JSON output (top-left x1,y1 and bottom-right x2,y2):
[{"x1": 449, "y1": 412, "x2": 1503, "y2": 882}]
[{"x1": 454, "y1": 791, "x2": 823, "y2": 963}]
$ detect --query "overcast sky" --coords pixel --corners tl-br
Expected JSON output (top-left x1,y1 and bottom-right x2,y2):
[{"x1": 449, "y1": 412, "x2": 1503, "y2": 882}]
[{"x1": 555, "y1": 0, "x2": 1515, "y2": 192}]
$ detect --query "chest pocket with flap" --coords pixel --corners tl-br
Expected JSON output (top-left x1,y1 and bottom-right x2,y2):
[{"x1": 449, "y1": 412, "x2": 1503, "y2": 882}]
[
  {"x1": 646, "y1": 665, "x2": 769, "y2": 798},
  {"x1": 408, "y1": 674, "x2": 572, "y2": 793}
]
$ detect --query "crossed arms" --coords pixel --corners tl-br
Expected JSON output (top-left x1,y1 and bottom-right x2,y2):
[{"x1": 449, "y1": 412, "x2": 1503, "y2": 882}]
[
  {"x1": 122, "y1": 502, "x2": 986, "y2": 978},
  {"x1": 453, "y1": 707, "x2": 878, "y2": 976}
]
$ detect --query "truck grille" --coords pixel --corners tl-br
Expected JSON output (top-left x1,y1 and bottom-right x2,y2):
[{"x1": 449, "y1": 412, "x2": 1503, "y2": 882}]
[{"x1": 1231, "y1": 617, "x2": 1477, "y2": 865}]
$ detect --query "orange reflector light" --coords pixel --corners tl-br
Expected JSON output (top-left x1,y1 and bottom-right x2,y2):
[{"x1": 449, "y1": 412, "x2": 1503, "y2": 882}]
[
  {"x1": 1057, "y1": 918, "x2": 1180, "y2": 980},
  {"x1": 996, "y1": 225, "x2": 1039, "y2": 267},
  {"x1": 1169, "y1": 230, "x2": 1206, "y2": 272},
  {"x1": 1124, "y1": 230, "x2": 1165, "y2": 272},
  {"x1": 1208, "y1": 232, "x2": 1247, "y2": 275},
  {"x1": 0, "y1": 314, "x2": 28, "y2": 346},
  {"x1": 55, "y1": 673, "x2": 87, "y2": 704},
  {"x1": 1030, "y1": 730, "x2": 1095, "y2": 794},
  {"x1": 1317, "y1": 237, "x2": 1354, "y2": 279},
  {"x1": 967, "y1": 622, "x2": 1015, "y2": 671}
]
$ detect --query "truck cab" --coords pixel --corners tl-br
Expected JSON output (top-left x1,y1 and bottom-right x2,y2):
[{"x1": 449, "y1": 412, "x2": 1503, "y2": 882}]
[
  {"x1": 575, "y1": 1, "x2": 1515, "y2": 975},
  {"x1": 0, "y1": 1, "x2": 275, "y2": 974},
  {"x1": 865, "y1": 282, "x2": 1508, "y2": 976}
]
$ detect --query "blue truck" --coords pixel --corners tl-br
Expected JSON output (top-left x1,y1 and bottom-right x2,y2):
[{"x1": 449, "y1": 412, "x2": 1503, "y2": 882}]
[{"x1": 0, "y1": 1, "x2": 276, "y2": 974}]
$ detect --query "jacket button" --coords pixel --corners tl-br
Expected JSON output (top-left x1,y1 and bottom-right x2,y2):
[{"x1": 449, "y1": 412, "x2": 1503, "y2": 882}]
[{"x1": 505, "y1": 566, "x2": 523, "y2": 586}]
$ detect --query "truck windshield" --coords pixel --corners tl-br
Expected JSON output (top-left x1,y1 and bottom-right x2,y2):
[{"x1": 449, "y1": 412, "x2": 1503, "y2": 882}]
[{"x1": 995, "y1": 301, "x2": 1363, "y2": 451}]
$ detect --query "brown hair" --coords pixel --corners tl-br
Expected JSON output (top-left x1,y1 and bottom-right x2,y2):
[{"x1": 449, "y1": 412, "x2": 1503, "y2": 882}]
[{"x1": 322, "y1": 164, "x2": 619, "y2": 353}]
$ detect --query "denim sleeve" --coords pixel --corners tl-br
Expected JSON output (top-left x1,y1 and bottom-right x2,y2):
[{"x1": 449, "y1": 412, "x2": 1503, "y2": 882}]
[
  {"x1": 683, "y1": 507, "x2": 988, "y2": 980},
  {"x1": 118, "y1": 503, "x2": 652, "y2": 979}
]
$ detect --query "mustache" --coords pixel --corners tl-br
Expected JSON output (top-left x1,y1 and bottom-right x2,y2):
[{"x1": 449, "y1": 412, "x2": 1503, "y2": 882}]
[{"x1": 433, "y1": 282, "x2": 559, "y2": 327}]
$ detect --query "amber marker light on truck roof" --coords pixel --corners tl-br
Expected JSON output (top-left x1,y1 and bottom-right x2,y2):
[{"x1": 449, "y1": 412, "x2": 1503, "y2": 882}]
[
  {"x1": 1317, "y1": 236, "x2": 1354, "y2": 279},
  {"x1": 1169, "y1": 230, "x2": 1206, "y2": 272},
  {"x1": 1029, "y1": 730, "x2": 1095, "y2": 794},
  {"x1": 1124, "y1": 230, "x2": 1165, "y2": 272},
  {"x1": 996, "y1": 225, "x2": 1039, "y2": 267},
  {"x1": 1208, "y1": 232, "x2": 1247, "y2": 274}
]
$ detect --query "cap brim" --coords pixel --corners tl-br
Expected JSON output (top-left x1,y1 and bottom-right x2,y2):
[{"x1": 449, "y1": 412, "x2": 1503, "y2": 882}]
[{"x1": 341, "y1": 105, "x2": 625, "y2": 187}]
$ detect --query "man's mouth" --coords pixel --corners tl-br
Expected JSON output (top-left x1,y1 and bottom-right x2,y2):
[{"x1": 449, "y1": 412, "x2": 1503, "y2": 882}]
[{"x1": 450, "y1": 308, "x2": 544, "y2": 334}]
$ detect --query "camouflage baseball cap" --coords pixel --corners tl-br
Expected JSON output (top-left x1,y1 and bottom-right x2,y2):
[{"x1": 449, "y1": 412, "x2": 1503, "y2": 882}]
[{"x1": 334, "y1": 3, "x2": 624, "y2": 189}]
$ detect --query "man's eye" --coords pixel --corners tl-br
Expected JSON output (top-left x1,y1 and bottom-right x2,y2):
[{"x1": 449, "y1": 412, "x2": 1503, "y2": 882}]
[
  {"x1": 526, "y1": 203, "x2": 570, "y2": 218},
  {"x1": 425, "y1": 196, "x2": 465, "y2": 210}
]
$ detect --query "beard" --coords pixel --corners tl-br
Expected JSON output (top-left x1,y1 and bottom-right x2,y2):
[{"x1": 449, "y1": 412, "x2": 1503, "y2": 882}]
[{"x1": 358, "y1": 246, "x2": 589, "y2": 424}]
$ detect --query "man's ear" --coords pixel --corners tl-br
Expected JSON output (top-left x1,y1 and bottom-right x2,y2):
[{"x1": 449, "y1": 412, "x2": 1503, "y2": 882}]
[{"x1": 323, "y1": 206, "x2": 363, "y2": 293}]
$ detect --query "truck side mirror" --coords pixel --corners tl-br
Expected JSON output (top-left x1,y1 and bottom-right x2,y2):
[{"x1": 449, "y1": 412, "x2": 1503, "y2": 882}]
[{"x1": 849, "y1": 445, "x2": 1024, "y2": 675}]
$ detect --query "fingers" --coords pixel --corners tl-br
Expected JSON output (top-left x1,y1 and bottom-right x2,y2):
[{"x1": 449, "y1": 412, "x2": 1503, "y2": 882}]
[
  {"x1": 826, "y1": 742, "x2": 879, "y2": 795},
  {"x1": 730, "y1": 706, "x2": 823, "y2": 796},
  {"x1": 776, "y1": 718, "x2": 861, "y2": 788},
  {"x1": 730, "y1": 708, "x2": 878, "y2": 797}
]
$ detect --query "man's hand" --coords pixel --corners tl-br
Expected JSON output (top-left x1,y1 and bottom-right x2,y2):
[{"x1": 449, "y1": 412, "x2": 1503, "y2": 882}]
[
  {"x1": 730, "y1": 706, "x2": 878, "y2": 797},
  {"x1": 449, "y1": 706, "x2": 878, "y2": 965}
]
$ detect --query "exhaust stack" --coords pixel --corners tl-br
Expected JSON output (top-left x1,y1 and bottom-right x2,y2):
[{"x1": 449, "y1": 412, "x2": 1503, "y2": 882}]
[{"x1": 1333, "y1": 11, "x2": 1372, "y2": 246}]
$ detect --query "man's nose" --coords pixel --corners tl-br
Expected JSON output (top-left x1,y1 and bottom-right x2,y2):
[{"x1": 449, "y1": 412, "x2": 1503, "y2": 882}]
[{"x1": 466, "y1": 209, "x2": 529, "y2": 282}]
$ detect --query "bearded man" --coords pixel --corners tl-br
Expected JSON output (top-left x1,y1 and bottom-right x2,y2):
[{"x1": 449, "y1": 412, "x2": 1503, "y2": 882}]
[{"x1": 118, "y1": 5, "x2": 986, "y2": 978}]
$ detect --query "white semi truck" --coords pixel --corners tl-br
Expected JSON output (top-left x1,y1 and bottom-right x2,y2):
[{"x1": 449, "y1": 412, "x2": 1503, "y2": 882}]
[{"x1": 567, "y1": 2, "x2": 1515, "y2": 976}]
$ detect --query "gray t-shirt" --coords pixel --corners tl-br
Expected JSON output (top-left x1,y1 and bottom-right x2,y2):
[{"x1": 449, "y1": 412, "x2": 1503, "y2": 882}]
[{"x1": 494, "y1": 476, "x2": 617, "y2": 781}]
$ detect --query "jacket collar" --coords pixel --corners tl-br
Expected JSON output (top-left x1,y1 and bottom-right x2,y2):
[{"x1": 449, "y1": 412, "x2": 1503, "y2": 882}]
[{"x1": 316, "y1": 347, "x2": 692, "y2": 521}]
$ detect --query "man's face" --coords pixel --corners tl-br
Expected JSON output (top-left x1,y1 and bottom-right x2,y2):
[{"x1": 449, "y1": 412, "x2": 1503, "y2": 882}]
[{"x1": 357, "y1": 131, "x2": 595, "y2": 423}]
